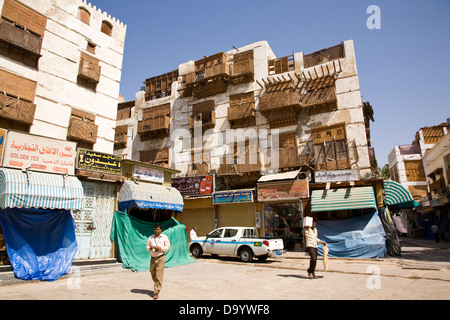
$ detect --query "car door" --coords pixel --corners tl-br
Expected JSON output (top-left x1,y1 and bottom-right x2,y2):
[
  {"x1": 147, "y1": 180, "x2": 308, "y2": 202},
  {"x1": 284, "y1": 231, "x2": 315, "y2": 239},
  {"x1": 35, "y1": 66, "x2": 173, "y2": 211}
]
[
  {"x1": 203, "y1": 228, "x2": 224, "y2": 254},
  {"x1": 216, "y1": 228, "x2": 240, "y2": 255}
]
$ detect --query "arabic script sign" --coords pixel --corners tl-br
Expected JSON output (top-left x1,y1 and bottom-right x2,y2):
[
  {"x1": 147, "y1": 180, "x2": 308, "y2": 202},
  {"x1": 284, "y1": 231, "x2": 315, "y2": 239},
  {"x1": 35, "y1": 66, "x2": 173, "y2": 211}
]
[
  {"x1": 2, "y1": 131, "x2": 77, "y2": 175},
  {"x1": 77, "y1": 148, "x2": 123, "y2": 175},
  {"x1": 257, "y1": 180, "x2": 309, "y2": 201},
  {"x1": 133, "y1": 165, "x2": 164, "y2": 184}
]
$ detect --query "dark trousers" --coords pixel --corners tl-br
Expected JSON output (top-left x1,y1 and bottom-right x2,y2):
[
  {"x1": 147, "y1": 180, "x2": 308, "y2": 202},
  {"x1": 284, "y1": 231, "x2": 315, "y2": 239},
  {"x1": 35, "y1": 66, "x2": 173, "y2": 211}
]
[
  {"x1": 434, "y1": 233, "x2": 440, "y2": 243},
  {"x1": 306, "y1": 247, "x2": 318, "y2": 274}
]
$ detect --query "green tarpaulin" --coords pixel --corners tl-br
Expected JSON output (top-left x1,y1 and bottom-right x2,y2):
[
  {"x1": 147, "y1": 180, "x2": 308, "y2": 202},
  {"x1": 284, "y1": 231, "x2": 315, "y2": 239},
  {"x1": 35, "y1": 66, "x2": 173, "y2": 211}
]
[{"x1": 110, "y1": 211, "x2": 194, "y2": 271}]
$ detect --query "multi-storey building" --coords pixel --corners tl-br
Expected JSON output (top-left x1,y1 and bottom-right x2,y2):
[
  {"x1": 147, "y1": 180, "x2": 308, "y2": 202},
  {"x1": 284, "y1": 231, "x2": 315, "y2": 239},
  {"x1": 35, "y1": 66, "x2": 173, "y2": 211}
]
[
  {"x1": 0, "y1": 0, "x2": 127, "y2": 264},
  {"x1": 389, "y1": 121, "x2": 450, "y2": 240},
  {"x1": 0, "y1": 0, "x2": 126, "y2": 152},
  {"x1": 115, "y1": 40, "x2": 378, "y2": 249}
]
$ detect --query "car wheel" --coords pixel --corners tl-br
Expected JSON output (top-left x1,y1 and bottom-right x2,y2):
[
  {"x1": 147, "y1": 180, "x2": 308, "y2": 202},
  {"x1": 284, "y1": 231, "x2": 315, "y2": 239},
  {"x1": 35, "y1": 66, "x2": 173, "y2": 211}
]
[
  {"x1": 190, "y1": 244, "x2": 203, "y2": 258},
  {"x1": 239, "y1": 247, "x2": 254, "y2": 262}
]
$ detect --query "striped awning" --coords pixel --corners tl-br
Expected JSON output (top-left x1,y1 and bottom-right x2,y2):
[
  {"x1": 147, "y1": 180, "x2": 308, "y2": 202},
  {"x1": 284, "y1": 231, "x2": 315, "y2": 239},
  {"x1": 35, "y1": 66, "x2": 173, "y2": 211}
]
[
  {"x1": 383, "y1": 180, "x2": 418, "y2": 207},
  {"x1": 0, "y1": 168, "x2": 84, "y2": 210},
  {"x1": 119, "y1": 180, "x2": 184, "y2": 212},
  {"x1": 311, "y1": 186, "x2": 377, "y2": 212}
]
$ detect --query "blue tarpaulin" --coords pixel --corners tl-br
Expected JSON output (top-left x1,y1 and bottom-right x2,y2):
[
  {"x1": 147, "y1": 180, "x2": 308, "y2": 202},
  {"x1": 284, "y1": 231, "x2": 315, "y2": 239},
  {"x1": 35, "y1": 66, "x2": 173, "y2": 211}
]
[
  {"x1": 0, "y1": 207, "x2": 78, "y2": 281},
  {"x1": 316, "y1": 210, "x2": 387, "y2": 258}
]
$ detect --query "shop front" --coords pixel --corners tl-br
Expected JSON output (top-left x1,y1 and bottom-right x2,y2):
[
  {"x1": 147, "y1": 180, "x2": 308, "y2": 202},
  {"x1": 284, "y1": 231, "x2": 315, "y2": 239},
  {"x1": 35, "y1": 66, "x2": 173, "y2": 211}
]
[
  {"x1": 310, "y1": 186, "x2": 387, "y2": 258},
  {"x1": 257, "y1": 173, "x2": 309, "y2": 251},
  {"x1": 74, "y1": 148, "x2": 125, "y2": 260},
  {"x1": 172, "y1": 175, "x2": 215, "y2": 238},
  {"x1": 0, "y1": 131, "x2": 84, "y2": 280},
  {"x1": 213, "y1": 189, "x2": 257, "y2": 230},
  {"x1": 111, "y1": 162, "x2": 193, "y2": 271}
]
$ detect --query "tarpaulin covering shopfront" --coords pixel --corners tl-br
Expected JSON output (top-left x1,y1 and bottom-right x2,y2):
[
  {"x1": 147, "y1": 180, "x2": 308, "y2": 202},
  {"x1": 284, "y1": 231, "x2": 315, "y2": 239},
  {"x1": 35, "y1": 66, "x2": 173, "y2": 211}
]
[
  {"x1": 316, "y1": 210, "x2": 387, "y2": 258},
  {"x1": 110, "y1": 210, "x2": 194, "y2": 271},
  {"x1": 0, "y1": 168, "x2": 83, "y2": 281},
  {"x1": 0, "y1": 207, "x2": 78, "y2": 281}
]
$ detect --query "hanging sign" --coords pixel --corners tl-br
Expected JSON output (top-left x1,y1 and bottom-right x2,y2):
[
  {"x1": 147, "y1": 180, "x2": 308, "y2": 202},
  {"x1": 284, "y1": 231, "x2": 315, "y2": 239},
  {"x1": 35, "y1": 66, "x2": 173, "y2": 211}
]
[
  {"x1": 77, "y1": 148, "x2": 123, "y2": 175},
  {"x1": 172, "y1": 175, "x2": 213, "y2": 196},
  {"x1": 257, "y1": 180, "x2": 309, "y2": 201},
  {"x1": 315, "y1": 170, "x2": 359, "y2": 183},
  {"x1": 213, "y1": 189, "x2": 254, "y2": 204},
  {"x1": 132, "y1": 164, "x2": 164, "y2": 184},
  {"x1": 3, "y1": 131, "x2": 77, "y2": 175}
]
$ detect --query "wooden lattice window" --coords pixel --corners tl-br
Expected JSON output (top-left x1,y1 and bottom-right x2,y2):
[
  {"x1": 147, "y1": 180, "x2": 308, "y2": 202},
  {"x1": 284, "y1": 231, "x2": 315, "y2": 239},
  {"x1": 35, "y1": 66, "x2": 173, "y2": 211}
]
[
  {"x1": 311, "y1": 124, "x2": 349, "y2": 171},
  {"x1": 268, "y1": 55, "x2": 294, "y2": 75}
]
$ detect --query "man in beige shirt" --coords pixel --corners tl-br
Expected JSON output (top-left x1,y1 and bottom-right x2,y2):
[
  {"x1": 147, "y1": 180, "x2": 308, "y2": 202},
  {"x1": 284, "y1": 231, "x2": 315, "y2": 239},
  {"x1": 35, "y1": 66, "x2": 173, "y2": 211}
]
[{"x1": 146, "y1": 224, "x2": 170, "y2": 299}]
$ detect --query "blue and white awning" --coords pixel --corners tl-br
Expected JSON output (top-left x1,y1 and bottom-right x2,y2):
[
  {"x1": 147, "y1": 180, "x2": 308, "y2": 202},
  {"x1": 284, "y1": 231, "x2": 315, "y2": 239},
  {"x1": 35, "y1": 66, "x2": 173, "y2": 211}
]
[
  {"x1": 119, "y1": 180, "x2": 184, "y2": 212},
  {"x1": 0, "y1": 168, "x2": 84, "y2": 210}
]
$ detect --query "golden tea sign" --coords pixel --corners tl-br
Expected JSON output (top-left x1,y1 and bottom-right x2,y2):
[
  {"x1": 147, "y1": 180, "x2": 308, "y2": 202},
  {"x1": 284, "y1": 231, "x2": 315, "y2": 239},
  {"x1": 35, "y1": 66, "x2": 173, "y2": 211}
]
[
  {"x1": 257, "y1": 180, "x2": 309, "y2": 201},
  {"x1": 77, "y1": 148, "x2": 123, "y2": 175}
]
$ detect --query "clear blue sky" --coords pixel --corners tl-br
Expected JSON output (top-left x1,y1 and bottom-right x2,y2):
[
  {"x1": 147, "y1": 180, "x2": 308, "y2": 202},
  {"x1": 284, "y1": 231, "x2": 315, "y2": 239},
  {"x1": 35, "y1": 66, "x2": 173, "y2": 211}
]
[{"x1": 90, "y1": 0, "x2": 450, "y2": 168}]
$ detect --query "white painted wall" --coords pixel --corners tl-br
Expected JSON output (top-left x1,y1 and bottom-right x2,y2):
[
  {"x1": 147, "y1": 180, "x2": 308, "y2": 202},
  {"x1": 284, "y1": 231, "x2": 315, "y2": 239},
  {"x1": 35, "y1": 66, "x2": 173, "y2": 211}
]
[{"x1": 0, "y1": 0, "x2": 126, "y2": 153}]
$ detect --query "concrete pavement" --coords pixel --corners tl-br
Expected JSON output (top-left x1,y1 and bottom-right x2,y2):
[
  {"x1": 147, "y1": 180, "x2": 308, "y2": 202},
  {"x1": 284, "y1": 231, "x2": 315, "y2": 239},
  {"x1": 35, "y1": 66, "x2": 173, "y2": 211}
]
[{"x1": 0, "y1": 238, "x2": 448, "y2": 300}]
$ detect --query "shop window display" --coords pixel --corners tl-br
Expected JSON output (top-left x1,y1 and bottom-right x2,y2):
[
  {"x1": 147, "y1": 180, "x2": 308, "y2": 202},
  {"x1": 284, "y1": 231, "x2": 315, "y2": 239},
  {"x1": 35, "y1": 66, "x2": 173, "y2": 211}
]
[{"x1": 263, "y1": 202, "x2": 303, "y2": 251}]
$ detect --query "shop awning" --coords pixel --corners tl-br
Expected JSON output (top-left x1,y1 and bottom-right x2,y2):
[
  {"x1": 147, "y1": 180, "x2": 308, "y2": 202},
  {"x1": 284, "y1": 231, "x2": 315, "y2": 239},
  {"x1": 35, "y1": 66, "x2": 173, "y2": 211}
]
[
  {"x1": 311, "y1": 186, "x2": 377, "y2": 212},
  {"x1": 383, "y1": 180, "x2": 419, "y2": 208},
  {"x1": 0, "y1": 168, "x2": 84, "y2": 210},
  {"x1": 118, "y1": 180, "x2": 184, "y2": 212}
]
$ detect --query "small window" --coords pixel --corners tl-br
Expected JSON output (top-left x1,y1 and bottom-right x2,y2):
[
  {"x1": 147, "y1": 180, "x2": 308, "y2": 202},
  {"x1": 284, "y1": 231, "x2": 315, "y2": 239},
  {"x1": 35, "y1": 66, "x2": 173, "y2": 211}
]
[
  {"x1": 101, "y1": 21, "x2": 113, "y2": 36},
  {"x1": 86, "y1": 42, "x2": 96, "y2": 54},
  {"x1": 78, "y1": 7, "x2": 90, "y2": 25}
]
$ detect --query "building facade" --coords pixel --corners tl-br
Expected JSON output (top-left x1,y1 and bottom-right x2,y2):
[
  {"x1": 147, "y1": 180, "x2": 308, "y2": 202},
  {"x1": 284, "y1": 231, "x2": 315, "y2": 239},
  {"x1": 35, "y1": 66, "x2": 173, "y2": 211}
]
[
  {"x1": 388, "y1": 121, "x2": 450, "y2": 240},
  {"x1": 115, "y1": 39, "x2": 378, "y2": 249},
  {"x1": 0, "y1": 0, "x2": 127, "y2": 266}
]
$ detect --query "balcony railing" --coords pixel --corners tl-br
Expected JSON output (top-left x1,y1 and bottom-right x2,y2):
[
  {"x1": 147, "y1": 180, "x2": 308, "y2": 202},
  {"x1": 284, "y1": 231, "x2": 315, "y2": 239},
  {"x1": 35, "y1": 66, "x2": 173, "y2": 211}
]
[
  {"x1": 138, "y1": 115, "x2": 170, "y2": 134},
  {"x1": 67, "y1": 117, "x2": 98, "y2": 144},
  {"x1": 78, "y1": 53, "x2": 101, "y2": 84},
  {"x1": 0, "y1": 21, "x2": 42, "y2": 56},
  {"x1": 258, "y1": 91, "x2": 302, "y2": 113},
  {"x1": 0, "y1": 93, "x2": 36, "y2": 125},
  {"x1": 190, "y1": 111, "x2": 216, "y2": 131}
]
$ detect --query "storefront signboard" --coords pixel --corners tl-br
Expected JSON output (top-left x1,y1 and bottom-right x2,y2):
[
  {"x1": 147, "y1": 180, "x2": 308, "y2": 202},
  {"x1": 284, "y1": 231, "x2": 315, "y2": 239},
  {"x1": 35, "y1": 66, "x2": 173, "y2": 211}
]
[
  {"x1": 314, "y1": 169, "x2": 359, "y2": 183},
  {"x1": 132, "y1": 164, "x2": 164, "y2": 184},
  {"x1": 77, "y1": 148, "x2": 123, "y2": 175},
  {"x1": 257, "y1": 180, "x2": 309, "y2": 201},
  {"x1": 213, "y1": 189, "x2": 254, "y2": 204},
  {"x1": 172, "y1": 175, "x2": 213, "y2": 196},
  {"x1": 3, "y1": 131, "x2": 77, "y2": 175}
]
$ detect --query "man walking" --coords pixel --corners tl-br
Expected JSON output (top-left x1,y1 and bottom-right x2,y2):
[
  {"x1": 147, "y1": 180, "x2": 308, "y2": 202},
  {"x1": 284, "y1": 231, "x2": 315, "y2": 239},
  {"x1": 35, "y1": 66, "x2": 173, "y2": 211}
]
[
  {"x1": 146, "y1": 224, "x2": 170, "y2": 299},
  {"x1": 304, "y1": 221, "x2": 327, "y2": 279}
]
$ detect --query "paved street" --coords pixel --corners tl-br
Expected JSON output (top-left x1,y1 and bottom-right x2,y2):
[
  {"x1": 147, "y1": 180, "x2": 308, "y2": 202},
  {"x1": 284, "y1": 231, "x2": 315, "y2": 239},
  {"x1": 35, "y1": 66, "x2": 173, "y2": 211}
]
[{"x1": 0, "y1": 238, "x2": 448, "y2": 301}]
